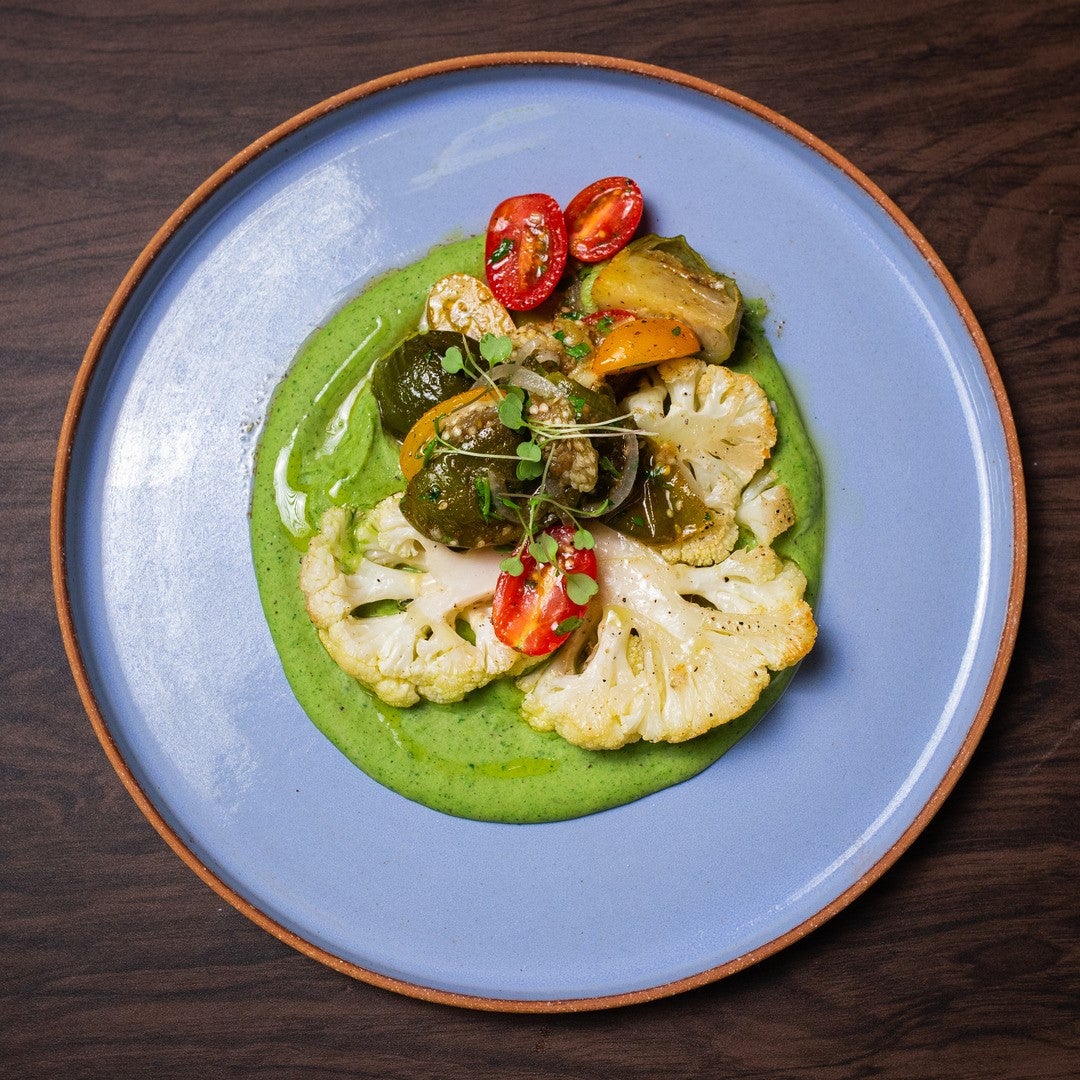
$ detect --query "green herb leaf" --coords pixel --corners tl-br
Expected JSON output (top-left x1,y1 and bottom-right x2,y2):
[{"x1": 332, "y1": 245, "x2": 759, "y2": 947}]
[
  {"x1": 595, "y1": 315, "x2": 614, "y2": 334},
  {"x1": 573, "y1": 528, "x2": 595, "y2": 550},
  {"x1": 479, "y1": 333, "x2": 513, "y2": 365},
  {"x1": 565, "y1": 573, "x2": 599, "y2": 606},
  {"x1": 630, "y1": 514, "x2": 646, "y2": 528},
  {"x1": 671, "y1": 325, "x2": 683, "y2": 336},
  {"x1": 440, "y1": 346, "x2": 465, "y2": 373},
  {"x1": 599, "y1": 455, "x2": 618, "y2": 476},
  {"x1": 497, "y1": 388, "x2": 526, "y2": 430},
  {"x1": 552, "y1": 329, "x2": 567, "y2": 343},
  {"x1": 516, "y1": 458, "x2": 545, "y2": 481},
  {"x1": 528, "y1": 532, "x2": 559, "y2": 565},
  {"x1": 499, "y1": 555, "x2": 524, "y2": 576},
  {"x1": 516, "y1": 439, "x2": 542, "y2": 462},
  {"x1": 475, "y1": 475, "x2": 493, "y2": 520},
  {"x1": 488, "y1": 238, "x2": 513, "y2": 264},
  {"x1": 566, "y1": 341, "x2": 591, "y2": 360},
  {"x1": 554, "y1": 615, "x2": 584, "y2": 636}
]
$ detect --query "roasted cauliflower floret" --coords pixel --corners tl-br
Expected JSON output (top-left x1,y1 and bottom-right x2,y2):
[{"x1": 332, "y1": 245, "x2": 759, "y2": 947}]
[
  {"x1": 623, "y1": 357, "x2": 777, "y2": 513},
  {"x1": 654, "y1": 510, "x2": 739, "y2": 567},
  {"x1": 516, "y1": 526, "x2": 815, "y2": 749},
  {"x1": 670, "y1": 545, "x2": 809, "y2": 614},
  {"x1": 300, "y1": 496, "x2": 534, "y2": 707},
  {"x1": 425, "y1": 273, "x2": 516, "y2": 340},
  {"x1": 736, "y1": 467, "x2": 797, "y2": 545}
]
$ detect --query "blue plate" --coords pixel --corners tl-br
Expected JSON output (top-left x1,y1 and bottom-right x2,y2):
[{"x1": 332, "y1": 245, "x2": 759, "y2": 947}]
[{"x1": 54, "y1": 54, "x2": 1024, "y2": 1010}]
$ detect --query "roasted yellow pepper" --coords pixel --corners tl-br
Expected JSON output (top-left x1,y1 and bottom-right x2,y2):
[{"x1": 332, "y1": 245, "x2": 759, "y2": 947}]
[{"x1": 590, "y1": 317, "x2": 700, "y2": 375}]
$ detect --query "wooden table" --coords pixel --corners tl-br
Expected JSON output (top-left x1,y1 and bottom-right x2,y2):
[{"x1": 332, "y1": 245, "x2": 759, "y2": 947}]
[{"x1": 3, "y1": 2, "x2": 1076, "y2": 1075}]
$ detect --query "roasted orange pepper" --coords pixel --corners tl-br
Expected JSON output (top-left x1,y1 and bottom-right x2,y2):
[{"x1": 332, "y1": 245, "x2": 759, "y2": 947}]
[
  {"x1": 589, "y1": 317, "x2": 700, "y2": 375},
  {"x1": 399, "y1": 387, "x2": 496, "y2": 480}
]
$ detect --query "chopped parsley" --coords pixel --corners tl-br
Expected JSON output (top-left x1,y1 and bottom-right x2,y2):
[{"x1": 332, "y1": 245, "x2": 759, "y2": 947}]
[{"x1": 488, "y1": 238, "x2": 513, "y2": 264}]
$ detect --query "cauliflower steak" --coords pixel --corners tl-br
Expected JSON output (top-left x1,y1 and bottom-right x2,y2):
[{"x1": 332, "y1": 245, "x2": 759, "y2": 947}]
[
  {"x1": 300, "y1": 497, "x2": 536, "y2": 707},
  {"x1": 516, "y1": 526, "x2": 816, "y2": 749}
]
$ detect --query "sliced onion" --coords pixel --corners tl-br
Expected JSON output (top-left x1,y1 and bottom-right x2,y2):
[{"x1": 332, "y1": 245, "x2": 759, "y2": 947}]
[
  {"x1": 480, "y1": 363, "x2": 523, "y2": 386},
  {"x1": 508, "y1": 367, "x2": 567, "y2": 400},
  {"x1": 471, "y1": 363, "x2": 568, "y2": 403},
  {"x1": 583, "y1": 432, "x2": 639, "y2": 515}
]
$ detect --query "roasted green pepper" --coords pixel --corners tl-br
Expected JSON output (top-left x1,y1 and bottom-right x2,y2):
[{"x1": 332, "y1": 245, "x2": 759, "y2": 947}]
[
  {"x1": 373, "y1": 330, "x2": 478, "y2": 439},
  {"x1": 400, "y1": 399, "x2": 523, "y2": 548},
  {"x1": 604, "y1": 437, "x2": 712, "y2": 544}
]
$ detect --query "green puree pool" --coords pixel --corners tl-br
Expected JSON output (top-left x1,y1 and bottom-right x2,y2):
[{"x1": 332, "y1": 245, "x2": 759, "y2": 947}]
[{"x1": 250, "y1": 236, "x2": 824, "y2": 823}]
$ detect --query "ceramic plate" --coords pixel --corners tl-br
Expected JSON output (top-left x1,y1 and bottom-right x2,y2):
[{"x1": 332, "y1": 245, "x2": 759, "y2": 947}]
[{"x1": 53, "y1": 54, "x2": 1024, "y2": 1010}]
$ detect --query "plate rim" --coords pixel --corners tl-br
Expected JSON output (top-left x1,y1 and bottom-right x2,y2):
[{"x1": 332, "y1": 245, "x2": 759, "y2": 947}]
[{"x1": 50, "y1": 50, "x2": 1027, "y2": 1012}]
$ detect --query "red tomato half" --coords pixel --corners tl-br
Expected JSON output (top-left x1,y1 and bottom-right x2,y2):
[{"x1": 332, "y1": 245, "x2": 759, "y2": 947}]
[
  {"x1": 564, "y1": 177, "x2": 643, "y2": 262},
  {"x1": 581, "y1": 308, "x2": 636, "y2": 331},
  {"x1": 485, "y1": 193, "x2": 568, "y2": 311},
  {"x1": 493, "y1": 525, "x2": 598, "y2": 656}
]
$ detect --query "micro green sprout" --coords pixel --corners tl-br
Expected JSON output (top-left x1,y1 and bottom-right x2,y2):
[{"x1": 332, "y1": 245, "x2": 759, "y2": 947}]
[
  {"x1": 499, "y1": 554, "x2": 524, "y2": 576},
  {"x1": 573, "y1": 528, "x2": 595, "y2": 550},
  {"x1": 565, "y1": 573, "x2": 599, "y2": 605},
  {"x1": 479, "y1": 333, "x2": 513, "y2": 364},
  {"x1": 528, "y1": 532, "x2": 559, "y2": 565},
  {"x1": 497, "y1": 386, "x2": 526, "y2": 430},
  {"x1": 438, "y1": 334, "x2": 513, "y2": 395}
]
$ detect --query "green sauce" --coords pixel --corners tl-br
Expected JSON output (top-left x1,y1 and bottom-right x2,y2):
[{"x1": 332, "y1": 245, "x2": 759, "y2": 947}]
[{"x1": 250, "y1": 237, "x2": 824, "y2": 823}]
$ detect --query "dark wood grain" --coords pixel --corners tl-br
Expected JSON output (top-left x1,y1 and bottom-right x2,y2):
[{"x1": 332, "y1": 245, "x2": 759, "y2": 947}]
[{"x1": 2, "y1": 0, "x2": 1077, "y2": 1075}]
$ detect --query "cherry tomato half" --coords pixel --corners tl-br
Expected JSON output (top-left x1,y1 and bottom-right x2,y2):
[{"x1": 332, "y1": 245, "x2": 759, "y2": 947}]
[
  {"x1": 492, "y1": 525, "x2": 598, "y2": 656},
  {"x1": 564, "y1": 177, "x2": 644, "y2": 263},
  {"x1": 485, "y1": 193, "x2": 568, "y2": 311},
  {"x1": 582, "y1": 307, "x2": 635, "y2": 328}
]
